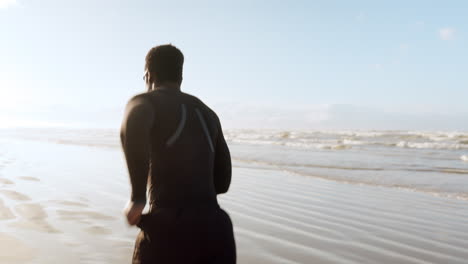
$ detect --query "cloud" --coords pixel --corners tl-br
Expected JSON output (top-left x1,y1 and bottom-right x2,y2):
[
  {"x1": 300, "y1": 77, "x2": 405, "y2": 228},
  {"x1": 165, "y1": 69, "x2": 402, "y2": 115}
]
[
  {"x1": 399, "y1": 44, "x2": 409, "y2": 51},
  {"x1": 210, "y1": 102, "x2": 468, "y2": 131},
  {"x1": 355, "y1": 12, "x2": 365, "y2": 22},
  {"x1": 0, "y1": 0, "x2": 17, "y2": 9},
  {"x1": 439, "y1": 27, "x2": 456, "y2": 40},
  {"x1": 204, "y1": 101, "x2": 468, "y2": 131},
  {"x1": 415, "y1": 21, "x2": 425, "y2": 27},
  {"x1": 322, "y1": 104, "x2": 468, "y2": 131},
  {"x1": 212, "y1": 102, "x2": 331, "y2": 129}
]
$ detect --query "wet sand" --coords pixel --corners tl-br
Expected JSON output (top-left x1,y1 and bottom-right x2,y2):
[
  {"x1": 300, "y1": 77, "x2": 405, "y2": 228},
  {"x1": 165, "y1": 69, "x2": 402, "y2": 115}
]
[{"x1": 1, "y1": 138, "x2": 468, "y2": 263}]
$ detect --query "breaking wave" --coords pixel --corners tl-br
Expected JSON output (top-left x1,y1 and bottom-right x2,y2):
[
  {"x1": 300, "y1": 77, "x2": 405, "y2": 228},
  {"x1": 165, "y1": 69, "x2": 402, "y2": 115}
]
[{"x1": 224, "y1": 129, "x2": 468, "y2": 150}]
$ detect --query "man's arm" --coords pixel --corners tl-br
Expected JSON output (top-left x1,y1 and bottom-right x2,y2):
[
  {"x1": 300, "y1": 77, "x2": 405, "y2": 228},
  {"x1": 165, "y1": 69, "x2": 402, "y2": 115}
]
[
  {"x1": 120, "y1": 95, "x2": 154, "y2": 207},
  {"x1": 213, "y1": 118, "x2": 232, "y2": 194}
]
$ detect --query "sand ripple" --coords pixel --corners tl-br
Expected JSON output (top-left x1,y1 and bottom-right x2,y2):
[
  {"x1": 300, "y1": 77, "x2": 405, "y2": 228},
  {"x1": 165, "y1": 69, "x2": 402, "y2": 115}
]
[
  {"x1": 57, "y1": 209, "x2": 115, "y2": 221},
  {"x1": 18, "y1": 176, "x2": 40, "y2": 182},
  {"x1": 219, "y1": 167, "x2": 468, "y2": 264},
  {"x1": 10, "y1": 203, "x2": 60, "y2": 233},
  {"x1": 0, "y1": 198, "x2": 15, "y2": 220},
  {"x1": 0, "y1": 178, "x2": 14, "y2": 185},
  {"x1": 0, "y1": 190, "x2": 31, "y2": 201}
]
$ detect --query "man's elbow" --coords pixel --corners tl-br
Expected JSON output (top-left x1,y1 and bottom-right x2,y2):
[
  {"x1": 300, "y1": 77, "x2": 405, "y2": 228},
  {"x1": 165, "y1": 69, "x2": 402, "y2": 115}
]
[
  {"x1": 216, "y1": 176, "x2": 231, "y2": 194},
  {"x1": 217, "y1": 186, "x2": 229, "y2": 194}
]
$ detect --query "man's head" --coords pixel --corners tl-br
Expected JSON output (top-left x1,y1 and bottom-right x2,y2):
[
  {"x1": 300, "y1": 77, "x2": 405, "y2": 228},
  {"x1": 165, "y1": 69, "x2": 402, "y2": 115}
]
[{"x1": 144, "y1": 44, "x2": 184, "y2": 89}]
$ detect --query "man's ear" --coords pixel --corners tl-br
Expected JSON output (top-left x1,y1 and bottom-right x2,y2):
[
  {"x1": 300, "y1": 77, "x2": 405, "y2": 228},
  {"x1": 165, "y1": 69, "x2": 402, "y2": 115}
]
[
  {"x1": 148, "y1": 72, "x2": 155, "y2": 84},
  {"x1": 145, "y1": 71, "x2": 150, "y2": 84}
]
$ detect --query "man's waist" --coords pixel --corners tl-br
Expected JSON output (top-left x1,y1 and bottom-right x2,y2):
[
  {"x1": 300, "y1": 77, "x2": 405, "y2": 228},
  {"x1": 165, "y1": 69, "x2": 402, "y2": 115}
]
[{"x1": 149, "y1": 195, "x2": 219, "y2": 211}]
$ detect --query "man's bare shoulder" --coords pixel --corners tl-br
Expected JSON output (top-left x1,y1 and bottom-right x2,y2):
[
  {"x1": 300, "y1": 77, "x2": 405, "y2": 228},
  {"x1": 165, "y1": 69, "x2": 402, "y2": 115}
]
[
  {"x1": 127, "y1": 92, "x2": 152, "y2": 105},
  {"x1": 123, "y1": 93, "x2": 155, "y2": 122},
  {"x1": 181, "y1": 92, "x2": 219, "y2": 121},
  {"x1": 125, "y1": 93, "x2": 153, "y2": 110}
]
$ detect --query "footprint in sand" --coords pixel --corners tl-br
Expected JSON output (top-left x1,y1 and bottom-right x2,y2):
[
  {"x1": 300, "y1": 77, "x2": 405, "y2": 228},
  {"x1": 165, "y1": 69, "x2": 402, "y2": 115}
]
[
  {"x1": 18, "y1": 176, "x2": 40, "y2": 182},
  {"x1": 9, "y1": 203, "x2": 61, "y2": 234},
  {"x1": 0, "y1": 198, "x2": 15, "y2": 220},
  {"x1": 78, "y1": 196, "x2": 90, "y2": 203},
  {"x1": 84, "y1": 225, "x2": 112, "y2": 235},
  {"x1": 57, "y1": 209, "x2": 116, "y2": 221},
  {"x1": 15, "y1": 203, "x2": 47, "y2": 219},
  {"x1": 52, "y1": 200, "x2": 89, "y2": 208},
  {"x1": 0, "y1": 178, "x2": 14, "y2": 185},
  {"x1": 0, "y1": 190, "x2": 31, "y2": 201},
  {"x1": 9, "y1": 220, "x2": 61, "y2": 234}
]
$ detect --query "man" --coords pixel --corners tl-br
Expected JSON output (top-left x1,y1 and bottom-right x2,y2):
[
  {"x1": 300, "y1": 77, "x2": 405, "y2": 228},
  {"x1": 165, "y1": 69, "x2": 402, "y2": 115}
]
[{"x1": 120, "y1": 44, "x2": 236, "y2": 264}]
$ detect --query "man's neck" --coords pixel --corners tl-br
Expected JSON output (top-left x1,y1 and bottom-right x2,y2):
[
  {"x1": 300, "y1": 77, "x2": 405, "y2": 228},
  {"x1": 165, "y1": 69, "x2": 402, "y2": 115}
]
[{"x1": 152, "y1": 82, "x2": 181, "y2": 91}]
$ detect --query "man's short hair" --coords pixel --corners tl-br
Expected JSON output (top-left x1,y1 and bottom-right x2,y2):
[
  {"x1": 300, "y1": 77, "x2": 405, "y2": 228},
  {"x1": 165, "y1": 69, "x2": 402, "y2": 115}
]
[{"x1": 145, "y1": 44, "x2": 184, "y2": 84}]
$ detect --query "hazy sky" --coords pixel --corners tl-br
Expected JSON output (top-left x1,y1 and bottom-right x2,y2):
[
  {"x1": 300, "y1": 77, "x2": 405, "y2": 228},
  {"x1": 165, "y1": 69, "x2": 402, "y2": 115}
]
[{"x1": 1, "y1": 0, "x2": 467, "y2": 130}]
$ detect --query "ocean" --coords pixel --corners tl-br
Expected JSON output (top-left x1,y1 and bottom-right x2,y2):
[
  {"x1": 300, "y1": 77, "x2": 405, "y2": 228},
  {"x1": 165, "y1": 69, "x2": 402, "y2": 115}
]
[{"x1": 2, "y1": 127, "x2": 467, "y2": 200}]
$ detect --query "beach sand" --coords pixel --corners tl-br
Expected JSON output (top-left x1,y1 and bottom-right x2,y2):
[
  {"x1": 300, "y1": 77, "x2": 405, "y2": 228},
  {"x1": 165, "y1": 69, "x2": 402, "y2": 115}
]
[{"x1": 1, "y1": 138, "x2": 468, "y2": 263}]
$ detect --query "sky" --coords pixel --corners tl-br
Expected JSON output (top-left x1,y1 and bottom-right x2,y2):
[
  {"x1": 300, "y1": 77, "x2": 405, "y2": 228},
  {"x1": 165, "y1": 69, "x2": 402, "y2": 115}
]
[{"x1": 0, "y1": 0, "x2": 467, "y2": 130}]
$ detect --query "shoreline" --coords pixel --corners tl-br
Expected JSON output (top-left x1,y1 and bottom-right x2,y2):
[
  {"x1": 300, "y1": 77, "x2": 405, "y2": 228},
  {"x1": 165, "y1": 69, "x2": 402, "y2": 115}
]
[{"x1": 1, "y1": 139, "x2": 468, "y2": 263}]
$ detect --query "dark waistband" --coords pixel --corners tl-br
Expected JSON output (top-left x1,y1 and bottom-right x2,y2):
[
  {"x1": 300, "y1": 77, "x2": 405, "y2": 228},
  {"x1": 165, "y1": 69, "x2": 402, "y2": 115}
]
[{"x1": 149, "y1": 197, "x2": 219, "y2": 212}]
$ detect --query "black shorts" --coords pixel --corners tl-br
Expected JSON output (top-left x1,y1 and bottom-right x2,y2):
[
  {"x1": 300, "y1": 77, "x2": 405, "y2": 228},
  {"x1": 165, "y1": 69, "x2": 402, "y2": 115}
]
[{"x1": 132, "y1": 205, "x2": 236, "y2": 264}]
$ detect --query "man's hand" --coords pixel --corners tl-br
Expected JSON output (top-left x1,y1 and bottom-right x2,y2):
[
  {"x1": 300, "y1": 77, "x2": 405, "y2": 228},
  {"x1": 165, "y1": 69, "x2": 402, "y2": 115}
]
[{"x1": 124, "y1": 201, "x2": 146, "y2": 226}]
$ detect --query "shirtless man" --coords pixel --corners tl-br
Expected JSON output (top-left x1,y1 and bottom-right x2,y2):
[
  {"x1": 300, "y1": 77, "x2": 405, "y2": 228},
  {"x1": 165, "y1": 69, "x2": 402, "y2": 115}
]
[{"x1": 120, "y1": 44, "x2": 236, "y2": 264}]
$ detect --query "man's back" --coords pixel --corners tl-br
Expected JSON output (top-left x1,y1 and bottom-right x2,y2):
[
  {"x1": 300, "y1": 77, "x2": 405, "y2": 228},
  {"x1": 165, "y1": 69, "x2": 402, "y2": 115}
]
[{"x1": 142, "y1": 87, "x2": 231, "y2": 208}]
